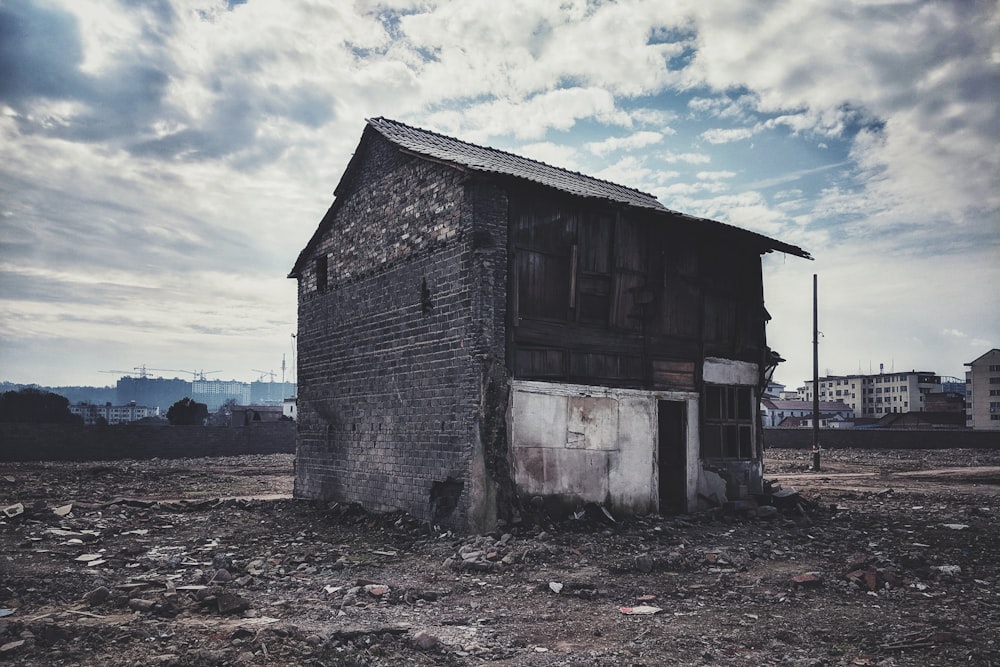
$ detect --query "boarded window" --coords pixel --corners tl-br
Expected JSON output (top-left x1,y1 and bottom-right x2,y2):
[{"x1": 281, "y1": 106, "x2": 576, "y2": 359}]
[
  {"x1": 703, "y1": 294, "x2": 736, "y2": 343},
  {"x1": 513, "y1": 209, "x2": 575, "y2": 322},
  {"x1": 573, "y1": 215, "x2": 612, "y2": 325},
  {"x1": 661, "y1": 280, "x2": 701, "y2": 337},
  {"x1": 515, "y1": 250, "x2": 571, "y2": 320},
  {"x1": 611, "y1": 219, "x2": 646, "y2": 331},
  {"x1": 701, "y1": 384, "x2": 754, "y2": 459}
]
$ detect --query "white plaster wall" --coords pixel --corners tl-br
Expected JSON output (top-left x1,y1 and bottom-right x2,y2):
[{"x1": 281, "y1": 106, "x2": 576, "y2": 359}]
[
  {"x1": 684, "y1": 398, "x2": 701, "y2": 511},
  {"x1": 703, "y1": 357, "x2": 759, "y2": 385},
  {"x1": 608, "y1": 397, "x2": 656, "y2": 514},
  {"x1": 510, "y1": 380, "x2": 697, "y2": 516}
]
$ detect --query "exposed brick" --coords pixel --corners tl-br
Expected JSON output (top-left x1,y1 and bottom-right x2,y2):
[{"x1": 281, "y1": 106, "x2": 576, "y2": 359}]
[{"x1": 294, "y1": 135, "x2": 509, "y2": 531}]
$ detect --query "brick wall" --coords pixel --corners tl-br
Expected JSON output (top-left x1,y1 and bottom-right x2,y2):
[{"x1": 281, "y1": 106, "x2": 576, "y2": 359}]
[
  {"x1": 763, "y1": 428, "x2": 1000, "y2": 450},
  {"x1": 294, "y1": 134, "x2": 510, "y2": 531},
  {"x1": 0, "y1": 422, "x2": 295, "y2": 462}
]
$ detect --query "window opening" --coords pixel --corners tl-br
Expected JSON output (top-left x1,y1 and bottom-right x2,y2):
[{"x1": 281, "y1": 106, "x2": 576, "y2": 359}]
[{"x1": 701, "y1": 384, "x2": 754, "y2": 459}]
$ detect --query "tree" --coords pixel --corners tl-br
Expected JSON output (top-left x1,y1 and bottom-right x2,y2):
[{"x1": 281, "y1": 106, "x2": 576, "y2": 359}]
[
  {"x1": 0, "y1": 388, "x2": 82, "y2": 423},
  {"x1": 166, "y1": 397, "x2": 209, "y2": 425}
]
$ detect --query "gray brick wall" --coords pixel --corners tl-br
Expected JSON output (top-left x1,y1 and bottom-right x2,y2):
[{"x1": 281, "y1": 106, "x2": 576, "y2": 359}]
[{"x1": 294, "y1": 135, "x2": 510, "y2": 531}]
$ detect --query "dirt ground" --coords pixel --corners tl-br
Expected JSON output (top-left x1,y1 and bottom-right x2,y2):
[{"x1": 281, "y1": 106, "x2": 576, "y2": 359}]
[{"x1": 2, "y1": 447, "x2": 999, "y2": 667}]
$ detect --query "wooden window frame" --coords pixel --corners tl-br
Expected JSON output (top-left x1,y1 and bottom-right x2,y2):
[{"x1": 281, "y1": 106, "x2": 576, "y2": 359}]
[{"x1": 701, "y1": 383, "x2": 755, "y2": 460}]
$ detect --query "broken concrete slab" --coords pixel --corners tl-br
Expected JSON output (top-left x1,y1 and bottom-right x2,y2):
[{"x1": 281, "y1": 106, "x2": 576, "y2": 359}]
[{"x1": 2, "y1": 503, "x2": 24, "y2": 519}]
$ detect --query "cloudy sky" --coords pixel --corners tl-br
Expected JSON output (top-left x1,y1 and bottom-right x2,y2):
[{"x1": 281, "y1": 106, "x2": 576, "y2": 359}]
[{"x1": 1, "y1": 0, "x2": 997, "y2": 390}]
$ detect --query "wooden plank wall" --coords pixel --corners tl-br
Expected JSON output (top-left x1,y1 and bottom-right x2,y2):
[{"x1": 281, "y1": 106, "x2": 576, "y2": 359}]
[{"x1": 508, "y1": 188, "x2": 766, "y2": 392}]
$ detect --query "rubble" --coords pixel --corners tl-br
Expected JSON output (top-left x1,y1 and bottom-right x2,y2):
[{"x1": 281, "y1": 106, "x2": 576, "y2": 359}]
[{"x1": 0, "y1": 449, "x2": 998, "y2": 666}]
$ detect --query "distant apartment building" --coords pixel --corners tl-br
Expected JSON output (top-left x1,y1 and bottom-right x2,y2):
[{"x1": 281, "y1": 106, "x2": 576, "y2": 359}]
[
  {"x1": 798, "y1": 370, "x2": 942, "y2": 417},
  {"x1": 70, "y1": 401, "x2": 159, "y2": 425},
  {"x1": 965, "y1": 349, "x2": 1000, "y2": 431},
  {"x1": 764, "y1": 382, "x2": 801, "y2": 400},
  {"x1": 760, "y1": 398, "x2": 854, "y2": 428},
  {"x1": 249, "y1": 381, "x2": 297, "y2": 405},
  {"x1": 192, "y1": 379, "x2": 251, "y2": 412},
  {"x1": 116, "y1": 376, "x2": 190, "y2": 412}
]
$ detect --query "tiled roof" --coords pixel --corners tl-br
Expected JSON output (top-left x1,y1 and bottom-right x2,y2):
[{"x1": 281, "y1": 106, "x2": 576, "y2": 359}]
[
  {"x1": 366, "y1": 117, "x2": 811, "y2": 260},
  {"x1": 291, "y1": 118, "x2": 812, "y2": 276},
  {"x1": 367, "y1": 117, "x2": 667, "y2": 212},
  {"x1": 764, "y1": 399, "x2": 852, "y2": 411}
]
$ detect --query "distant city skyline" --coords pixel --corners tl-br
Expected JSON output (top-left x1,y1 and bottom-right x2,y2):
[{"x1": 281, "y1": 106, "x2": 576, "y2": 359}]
[{"x1": 1, "y1": 1, "x2": 996, "y2": 389}]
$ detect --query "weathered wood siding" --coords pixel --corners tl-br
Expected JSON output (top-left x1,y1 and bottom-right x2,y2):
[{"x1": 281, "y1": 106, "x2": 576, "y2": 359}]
[{"x1": 508, "y1": 187, "x2": 767, "y2": 391}]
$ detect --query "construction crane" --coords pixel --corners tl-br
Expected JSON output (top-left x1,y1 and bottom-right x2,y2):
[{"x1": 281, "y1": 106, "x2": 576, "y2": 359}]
[
  {"x1": 99, "y1": 366, "x2": 152, "y2": 379},
  {"x1": 252, "y1": 369, "x2": 277, "y2": 382},
  {"x1": 149, "y1": 369, "x2": 222, "y2": 381}
]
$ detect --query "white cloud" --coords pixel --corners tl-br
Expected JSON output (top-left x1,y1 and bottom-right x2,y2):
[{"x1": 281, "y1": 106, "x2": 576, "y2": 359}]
[
  {"x1": 585, "y1": 130, "x2": 666, "y2": 156},
  {"x1": 684, "y1": 0, "x2": 1000, "y2": 230},
  {"x1": 687, "y1": 94, "x2": 757, "y2": 120},
  {"x1": 0, "y1": 0, "x2": 996, "y2": 386},
  {"x1": 629, "y1": 107, "x2": 677, "y2": 127},
  {"x1": 700, "y1": 127, "x2": 754, "y2": 144},
  {"x1": 696, "y1": 170, "x2": 736, "y2": 180},
  {"x1": 592, "y1": 156, "x2": 657, "y2": 192},
  {"x1": 424, "y1": 87, "x2": 631, "y2": 141},
  {"x1": 516, "y1": 141, "x2": 581, "y2": 171},
  {"x1": 659, "y1": 150, "x2": 711, "y2": 165}
]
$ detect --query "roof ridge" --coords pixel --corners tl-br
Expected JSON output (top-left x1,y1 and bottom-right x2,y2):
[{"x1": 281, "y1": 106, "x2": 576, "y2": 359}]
[{"x1": 366, "y1": 116, "x2": 666, "y2": 206}]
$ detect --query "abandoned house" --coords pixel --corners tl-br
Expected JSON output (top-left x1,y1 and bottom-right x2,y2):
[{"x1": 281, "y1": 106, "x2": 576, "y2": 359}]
[{"x1": 289, "y1": 117, "x2": 811, "y2": 531}]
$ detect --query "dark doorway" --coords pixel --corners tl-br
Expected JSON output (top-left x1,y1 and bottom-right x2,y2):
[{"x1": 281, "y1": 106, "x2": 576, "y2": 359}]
[{"x1": 658, "y1": 400, "x2": 687, "y2": 514}]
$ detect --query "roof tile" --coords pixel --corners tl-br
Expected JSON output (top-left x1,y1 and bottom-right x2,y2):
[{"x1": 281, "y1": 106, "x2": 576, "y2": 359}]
[{"x1": 367, "y1": 117, "x2": 667, "y2": 211}]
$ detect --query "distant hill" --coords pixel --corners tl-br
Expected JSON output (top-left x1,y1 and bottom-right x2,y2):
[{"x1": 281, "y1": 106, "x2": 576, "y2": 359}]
[{"x1": 1, "y1": 382, "x2": 116, "y2": 406}]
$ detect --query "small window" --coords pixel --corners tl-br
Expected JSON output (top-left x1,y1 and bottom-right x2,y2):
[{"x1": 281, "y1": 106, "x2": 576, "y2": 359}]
[{"x1": 315, "y1": 255, "x2": 328, "y2": 293}]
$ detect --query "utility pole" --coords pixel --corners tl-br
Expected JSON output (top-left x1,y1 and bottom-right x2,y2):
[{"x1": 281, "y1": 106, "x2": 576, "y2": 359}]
[{"x1": 812, "y1": 273, "x2": 821, "y2": 471}]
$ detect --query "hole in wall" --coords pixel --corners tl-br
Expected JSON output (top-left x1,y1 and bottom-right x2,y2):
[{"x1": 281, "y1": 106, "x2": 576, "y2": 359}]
[
  {"x1": 420, "y1": 277, "x2": 433, "y2": 314},
  {"x1": 429, "y1": 477, "x2": 464, "y2": 520}
]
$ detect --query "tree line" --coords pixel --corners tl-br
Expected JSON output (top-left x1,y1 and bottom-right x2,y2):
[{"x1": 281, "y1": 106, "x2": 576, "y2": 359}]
[{"x1": 0, "y1": 389, "x2": 210, "y2": 426}]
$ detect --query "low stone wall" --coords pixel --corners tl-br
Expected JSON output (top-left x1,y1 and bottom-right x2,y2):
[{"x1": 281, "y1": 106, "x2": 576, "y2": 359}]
[
  {"x1": 764, "y1": 428, "x2": 1000, "y2": 450},
  {"x1": 0, "y1": 422, "x2": 296, "y2": 462}
]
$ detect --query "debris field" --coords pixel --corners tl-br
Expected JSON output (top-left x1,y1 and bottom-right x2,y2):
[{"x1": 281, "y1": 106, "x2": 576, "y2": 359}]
[{"x1": 1, "y1": 448, "x2": 999, "y2": 666}]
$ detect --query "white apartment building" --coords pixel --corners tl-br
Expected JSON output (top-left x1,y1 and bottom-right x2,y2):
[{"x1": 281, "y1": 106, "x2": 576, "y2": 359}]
[
  {"x1": 192, "y1": 379, "x2": 251, "y2": 411},
  {"x1": 70, "y1": 401, "x2": 159, "y2": 425},
  {"x1": 798, "y1": 370, "x2": 941, "y2": 417},
  {"x1": 760, "y1": 398, "x2": 854, "y2": 427},
  {"x1": 965, "y1": 348, "x2": 1000, "y2": 431}
]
